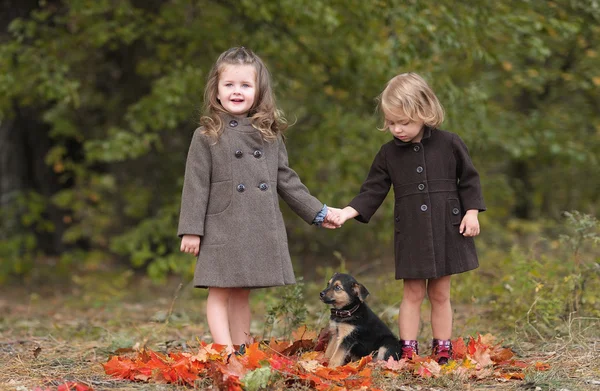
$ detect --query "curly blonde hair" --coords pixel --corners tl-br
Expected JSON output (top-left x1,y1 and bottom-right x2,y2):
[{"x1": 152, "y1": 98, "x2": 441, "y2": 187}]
[
  {"x1": 378, "y1": 72, "x2": 444, "y2": 129},
  {"x1": 200, "y1": 47, "x2": 287, "y2": 141}
]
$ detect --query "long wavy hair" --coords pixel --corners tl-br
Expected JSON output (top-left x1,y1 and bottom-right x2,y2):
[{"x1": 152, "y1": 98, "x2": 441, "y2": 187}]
[{"x1": 200, "y1": 47, "x2": 287, "y2": 141}]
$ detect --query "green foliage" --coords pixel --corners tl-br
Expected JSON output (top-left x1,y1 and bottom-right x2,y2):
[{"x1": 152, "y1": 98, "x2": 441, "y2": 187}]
[
  {"x1": 0, "y1": 192, "x2": 50, "y2": 282},
  {"x1": 242, "y1": 367, "x2": 276, "y2": 391},
  {"x1": 456, "y1": 211, "x2": 600, "y2": 339},
  {"x1": 263, "y1": 278, "x2": 309, "y2": 339},
  {"x1": 0, "y1": 0, "x2": 599, "y2": 287}
]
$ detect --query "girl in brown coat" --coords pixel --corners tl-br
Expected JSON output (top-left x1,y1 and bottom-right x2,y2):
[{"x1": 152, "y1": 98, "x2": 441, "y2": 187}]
[
  {"x1": 178, "y1": 47, "x2": 339, "y2": 354},
  {"x1": 333, "y1": 73, "x2": 485, "y2": 364}
]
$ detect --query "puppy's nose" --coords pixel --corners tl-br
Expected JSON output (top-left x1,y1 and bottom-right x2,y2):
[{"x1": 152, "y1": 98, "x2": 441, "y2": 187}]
[{"x1": 319, "y1": 291, "x2": 325, "y2": 298}]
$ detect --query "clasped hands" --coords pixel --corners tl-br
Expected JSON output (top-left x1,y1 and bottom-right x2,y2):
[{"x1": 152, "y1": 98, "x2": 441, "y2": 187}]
[{"x1": 321, "y1": 206, "x2": 357, "y2": 229}]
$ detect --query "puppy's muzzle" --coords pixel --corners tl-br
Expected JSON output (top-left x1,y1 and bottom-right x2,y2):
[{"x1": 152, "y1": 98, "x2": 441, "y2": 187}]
[{"x1": 320, "y1": 289, "x2": 335, "y2": 304}]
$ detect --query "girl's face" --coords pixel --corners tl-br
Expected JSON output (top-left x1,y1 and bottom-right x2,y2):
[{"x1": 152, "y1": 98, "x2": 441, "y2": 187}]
[
  {"x1": 217, "y1": 64, "x2": 256, "y2": 117},
  {"x1": 385, "y1": 112, "x2": 425, "y2": 143}
]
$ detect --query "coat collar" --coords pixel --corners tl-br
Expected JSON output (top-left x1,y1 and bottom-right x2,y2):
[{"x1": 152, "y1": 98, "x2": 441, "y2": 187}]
[
  {"x1": 222, "y1": 113, "x2": 255, "y2": 132},
  {"x1": 393, "y1": 126, "x2": 433, "y2": 147}
]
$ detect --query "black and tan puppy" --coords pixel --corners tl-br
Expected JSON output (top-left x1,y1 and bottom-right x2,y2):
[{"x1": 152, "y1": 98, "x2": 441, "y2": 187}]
[{"x1": 320, "y1": 273, "x2": 402, "y2": 367}]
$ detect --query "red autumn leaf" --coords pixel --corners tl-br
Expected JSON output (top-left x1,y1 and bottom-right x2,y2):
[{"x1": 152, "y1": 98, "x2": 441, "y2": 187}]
[
  {"x1": 103, "y1": 356, "x2": 137, "y2": 379},
  {"x1": 57, "y1": 382, "x2": 92, "y2": 391},
  {"x1": 314, "y1": 328, "x2": 331, "y2": 352},
  {"x1": 415, "y1": 364, "x2": 433, "y2": 378},
  {"x1": 268, "y1": 354, "x2": 296, "y2": 372},
  {"x1": 210, "y1": 359, "x2": 245, "y2": 391}
]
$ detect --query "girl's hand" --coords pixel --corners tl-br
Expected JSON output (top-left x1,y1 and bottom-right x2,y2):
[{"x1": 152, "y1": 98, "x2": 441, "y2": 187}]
[
  {"x1": 331, "y1": 206, "x2": 359, "y2": 226},
  {"x1": 459, "y1": 210, "x2": 480, "y2": 237},
  {"x1": 181, "y1": 234, "x2": 201, "y2": 256},
  {"x1": 322, "y1": 207, "x2": 342, "y2": 229}
]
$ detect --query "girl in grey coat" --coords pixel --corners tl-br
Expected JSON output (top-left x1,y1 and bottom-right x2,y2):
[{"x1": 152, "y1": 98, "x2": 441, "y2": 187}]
[
  {"x1": 333, "y1": 73, "x2": 485, "y2": 364},
  {"x1": 178, "y1": 47, "x2": 338, "y2": 354}
]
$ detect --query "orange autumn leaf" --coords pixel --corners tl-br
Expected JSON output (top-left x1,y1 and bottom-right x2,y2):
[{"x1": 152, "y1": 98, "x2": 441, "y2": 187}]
[
  {"x1": 535, "y1": 362, "x2": 551, "y2": 371},
  {"x1": 490, "y1": 346, "x2": 514, "y2": 363},
  {"x1": 292, "y1": 325, "x2": 318, "y2": 341},
  {"x1": 452, "y1": 337, "x2": 467, "y2": 359},
  {"x1": 244, "y1": 342, "x2": 268, "y2": 369},
  {"x1": 268, "y1": 337, "x2": 291, "y2": 353},
  {"x1": 281, "y1": 339, "x2": 315, "y2": 356}
]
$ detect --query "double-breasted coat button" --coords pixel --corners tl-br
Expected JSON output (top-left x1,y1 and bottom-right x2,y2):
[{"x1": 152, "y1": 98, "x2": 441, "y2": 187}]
[
  {"x1": 416, "y1": 166, "x2": 423, "y2": 173},
  {"x1": 420, "y1": 204, "x2": 428, "y2": 212},
  {"x1": 229, "y1": 120, "x2": 238, "y2": 127},
  {"x1": 236, "y1": 184, "x2": 245, "y2": 192},
  {"x1": 395, "y1": 217, "x2": 400, "y2": 222},
  {"x1": 259, "y1": 183, "x2": 268, "y2": 191},
  {"x1": 234, "y1": 150, "x2": 243, "y2": 158},
  {"x1": 413, "y1": 145, "x2": 421, "y2": 152},
  {"x1": 253, "y1": 150, "x2": 263, "y2": 158},
  {"x1": 452, "y1": 207, "x2": 460, "y2": 215},
  {"x1": 418, "y1": 183, "x2": 426, "y2": 191}
]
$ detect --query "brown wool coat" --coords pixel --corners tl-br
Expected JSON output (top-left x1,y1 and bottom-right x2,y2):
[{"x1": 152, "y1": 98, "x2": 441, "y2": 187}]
[
  {"x1": 178, "y1": 115, "x2": 323, "y2": 288},
  {"x1": 348, "y1": 127, "x2": 486, "y2": 279}
]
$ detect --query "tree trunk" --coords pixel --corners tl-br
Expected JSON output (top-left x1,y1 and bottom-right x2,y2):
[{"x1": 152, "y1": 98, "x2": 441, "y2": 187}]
[{"x1": 0, "y1": 105, "x2": 66, "y2": 254}]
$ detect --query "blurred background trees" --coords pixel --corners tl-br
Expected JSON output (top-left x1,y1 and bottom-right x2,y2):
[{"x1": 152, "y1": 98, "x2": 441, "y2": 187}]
[{"x1": 1, "y1": 0, "x2": 599, "y2": 295}]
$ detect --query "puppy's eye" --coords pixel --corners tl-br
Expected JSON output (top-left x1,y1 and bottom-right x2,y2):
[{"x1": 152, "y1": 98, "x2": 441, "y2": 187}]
[{"x1": 334, "y1": 285, "x2": 342, "y2": 291}]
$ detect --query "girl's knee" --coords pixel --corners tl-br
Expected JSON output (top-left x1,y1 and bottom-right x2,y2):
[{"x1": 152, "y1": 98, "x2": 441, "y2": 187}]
[
  {"x1": 403, "y1": 281, "x2": 426, "y2": 303},
  {"x1": 427, "y1": 287, "x2": 451, "y2": 305}
]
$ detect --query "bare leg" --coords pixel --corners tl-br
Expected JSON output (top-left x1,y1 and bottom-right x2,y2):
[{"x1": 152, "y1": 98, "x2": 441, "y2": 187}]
[
  {"x1": 427, "y1": 276, "x2": 452, "y2": 340},
  {"x1": 206, "y1": 287, "x2": 234, "y2": 353},
  {"x1": 228, "y1": 288, "x2": 251, "y2": 345},
  {"x1": 398, "y1": 279, "x2": 426, "y2": 340}
]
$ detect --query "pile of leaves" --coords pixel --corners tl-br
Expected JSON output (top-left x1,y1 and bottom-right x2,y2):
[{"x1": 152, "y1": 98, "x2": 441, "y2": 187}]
[{"x1": 103, "y1": 329, "x2": 550, "y2": 390}]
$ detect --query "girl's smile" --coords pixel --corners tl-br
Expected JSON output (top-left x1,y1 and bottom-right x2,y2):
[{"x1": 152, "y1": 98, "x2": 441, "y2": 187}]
[{"x1": 217, "y1": 64, "x2": 256, "y2": 116}]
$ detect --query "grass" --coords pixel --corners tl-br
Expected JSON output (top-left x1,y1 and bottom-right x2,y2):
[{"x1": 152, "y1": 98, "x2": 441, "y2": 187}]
[{"x1": 1, "y1": 268, "x2": 599, "y2": 391}]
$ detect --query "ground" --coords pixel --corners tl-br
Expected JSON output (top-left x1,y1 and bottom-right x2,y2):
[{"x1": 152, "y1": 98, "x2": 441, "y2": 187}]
[{"x1": 1, "y1": 273, "x2": 598, "y2": 391}]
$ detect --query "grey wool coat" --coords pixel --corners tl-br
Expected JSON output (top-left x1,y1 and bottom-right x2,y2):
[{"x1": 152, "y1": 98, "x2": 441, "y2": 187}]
[
  {"x1": 348, "y1": 127, "x2": 486, "y2": 279},
  {"x1": 178, "y1": 115, "x2": 324, "y2": 288}
]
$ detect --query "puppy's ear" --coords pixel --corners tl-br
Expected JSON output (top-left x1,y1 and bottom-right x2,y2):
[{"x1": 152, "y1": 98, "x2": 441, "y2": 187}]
[{"x1": 353, "y1": 283, "x2": 370, "y2": 302}]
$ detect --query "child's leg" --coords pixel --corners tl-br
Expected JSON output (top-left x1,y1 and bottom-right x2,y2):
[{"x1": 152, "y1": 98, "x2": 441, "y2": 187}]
[
  {"x1": 427, "y1": 275, "x2": 452, "y2": 339},
  {"x1": 398, "y1": 279, "x2": 426, "y2": 339},
  {"x1": 228, "y1": 288, "x2": 251, "y2": 345},
  {"x1": 206, "y1": 287, "x2": 234, "y2": 352}
]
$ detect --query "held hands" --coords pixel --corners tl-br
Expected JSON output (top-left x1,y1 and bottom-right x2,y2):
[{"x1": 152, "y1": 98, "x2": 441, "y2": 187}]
[
  {"x1": 459, "y1": 210, "x2": 480, "y2": 237},
  {"x1": 180, "y1": 234, "x2": 201, "y2": 256},
  {"x1": 321, "y1": 207, "x2": 342, "y2": 229},
  {"x1": 325, "y1": 206, "x2": 358, "y2": 228}
]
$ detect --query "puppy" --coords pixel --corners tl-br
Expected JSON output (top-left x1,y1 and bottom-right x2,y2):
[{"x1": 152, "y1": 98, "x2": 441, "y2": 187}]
[{"x1": 319, "y1": 273, "x2": 402, "y2": 367}]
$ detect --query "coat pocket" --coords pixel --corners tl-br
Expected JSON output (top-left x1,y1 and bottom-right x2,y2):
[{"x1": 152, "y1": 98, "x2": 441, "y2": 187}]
[
  {"x1": 447, "y1": 198, "x2": 462, "y2": 226},
  {"x1": 206, "y1": 180, "x2": 232, "y2": 215}
]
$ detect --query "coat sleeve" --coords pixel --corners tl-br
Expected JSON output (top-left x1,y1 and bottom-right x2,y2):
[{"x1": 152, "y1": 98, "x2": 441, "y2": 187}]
[
  {"x1": 452, "y1": 133, "x2": 486, "y2": 212},
  {"x1": 348, "y1": 146, "x2": 391, "y2": 223},
  {"x1": 276, "y1": 136, "x2": 324, "y2": 224},
  {"x1": 177, "y1": 128, "x2": 211, "y2": 237}
]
